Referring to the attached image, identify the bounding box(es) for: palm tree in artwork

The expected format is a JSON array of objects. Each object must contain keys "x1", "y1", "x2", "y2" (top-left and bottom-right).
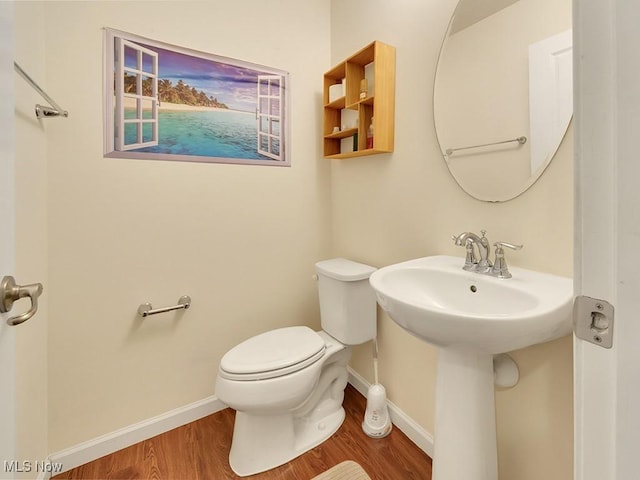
[{"x1": 158, "y1": 79, "x2": 172, "y2": 104}]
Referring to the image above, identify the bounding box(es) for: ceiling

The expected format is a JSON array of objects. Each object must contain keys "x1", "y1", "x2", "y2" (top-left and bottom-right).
[{"x1": 450, "y1": 0, "x2": 520, "y2": 34}]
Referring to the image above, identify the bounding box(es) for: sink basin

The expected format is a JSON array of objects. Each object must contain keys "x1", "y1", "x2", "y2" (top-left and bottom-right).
[
  {"x1": 369, "y1": 255, "x2": 574, "y2": 480},
  {"x1": 369, "y1": 255, "x2": 573, "y2": 354}
]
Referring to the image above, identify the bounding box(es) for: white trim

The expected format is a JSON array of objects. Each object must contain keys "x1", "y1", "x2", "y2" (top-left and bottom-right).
[
  {"x1": 347, "y1": 367, "x2": 434, "y2": 457},
  {"x1": 573, "y1": 0, "x2": 618, "y2": 479},
  {"x1": 0, "y1": 1, "x2": 16, "y2": 473},
  {"x1": 575, "y1": 1, "x2": 640, "y2": 479},
  {"x1": 47, "y1": 395, "x2": 226, "y2": 476}
]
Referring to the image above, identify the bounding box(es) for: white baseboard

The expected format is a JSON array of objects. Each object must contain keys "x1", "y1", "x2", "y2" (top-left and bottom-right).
[
  {"x1": 347, "y1": 367, "x2": 434, "y2": 458},
  {"x1": 46, "y1": 395, "x2": 227, "y2": 477}
]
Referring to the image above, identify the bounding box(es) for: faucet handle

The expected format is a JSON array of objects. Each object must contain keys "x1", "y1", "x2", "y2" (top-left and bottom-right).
[
  {"x1": 494, "y1": 241, "x2": 523, "y2": 251},
  {"x1": 491, "y1": 242, "x2": 523, "y2": 279},
  {"x1": 462, "y1": 239, "x2": 479, "y2": 271}
]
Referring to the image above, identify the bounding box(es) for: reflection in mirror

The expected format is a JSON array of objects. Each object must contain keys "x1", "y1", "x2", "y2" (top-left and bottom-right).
[{"x1": 434, "y1": 0, "x2": 572, "y2": 202}]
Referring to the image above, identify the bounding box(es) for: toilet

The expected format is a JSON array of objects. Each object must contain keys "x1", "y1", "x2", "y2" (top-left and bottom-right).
[{"x1": 215, "y1": 258, "x2": 377, "y2": 477}]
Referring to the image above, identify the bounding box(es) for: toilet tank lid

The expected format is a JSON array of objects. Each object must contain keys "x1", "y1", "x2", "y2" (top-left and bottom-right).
[{"x1": 315, "y1": 258, "x2": 377, "y2": 281}]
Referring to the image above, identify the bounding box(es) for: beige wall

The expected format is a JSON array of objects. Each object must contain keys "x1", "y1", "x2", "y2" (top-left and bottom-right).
[
  {"x1": 28, "y1": 0, "x2": 332, "y2": 452},
  {"x1": 14, "y1": 2, "x2": 49, "y2": 472},
  {"x1": 330, "y1": 1, "x2": 573, "y2": 479}
]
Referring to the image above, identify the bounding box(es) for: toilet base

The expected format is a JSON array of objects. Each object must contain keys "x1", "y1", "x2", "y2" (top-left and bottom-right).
[{"x1": 229, "y1": 407, "x2": 345, "y2": 477}]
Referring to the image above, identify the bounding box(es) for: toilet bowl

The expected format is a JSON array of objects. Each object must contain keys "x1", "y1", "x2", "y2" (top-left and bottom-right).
[
  {"x1": 216, "y1": 328, "x2": 351, "y2": 476},
  {"x1": 215, "y1": 258, "x2": 377, "y2": 477}
]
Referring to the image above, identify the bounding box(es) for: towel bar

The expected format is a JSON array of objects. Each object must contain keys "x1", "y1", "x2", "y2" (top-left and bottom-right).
[
  {"x1": 138, "y1": 295, "x2": 191, "y2": 317},
  {"x1": 445, "y1": 136, "x2": 526, "y2": 156},
  {"x1": 14, "y1": 62, "x2": 69, "y2": 119}
]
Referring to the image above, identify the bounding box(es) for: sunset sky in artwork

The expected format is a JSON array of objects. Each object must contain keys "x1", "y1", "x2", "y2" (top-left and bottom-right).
[{"x1": 126, "y1": 42, "x2": 272, "y2": 112}]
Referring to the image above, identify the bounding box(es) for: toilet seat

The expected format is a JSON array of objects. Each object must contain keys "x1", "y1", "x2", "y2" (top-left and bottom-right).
[{"x1": 219, "y1": 326, "x2": 326, "y2": 381}]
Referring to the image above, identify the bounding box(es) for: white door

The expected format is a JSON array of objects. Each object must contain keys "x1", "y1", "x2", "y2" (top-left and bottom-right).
[
  {"x1": 528, "y1": 29, "x2": 573, "y2": 175},
  {"x1": 0, "y1": 2, "x2": 17, "y2": 476},
  {"x1": 574, "y1": 0, "x2": 640, "y2": 479}
]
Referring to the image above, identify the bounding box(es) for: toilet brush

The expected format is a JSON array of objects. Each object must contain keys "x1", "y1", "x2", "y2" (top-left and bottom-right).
[{"x1": 362, "y1": 337, "x2": 392, "y2": 438}]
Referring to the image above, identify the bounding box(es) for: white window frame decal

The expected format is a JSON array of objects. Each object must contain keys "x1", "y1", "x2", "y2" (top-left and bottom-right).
[
  {"x1": 115, "y1": 38, "x2": 159, "y2": 151},
  {"x1": 257, "y1": 75, "x2": 283, "y2": 161},
  {"x1": 103, "y1": 28, "x2": 290, "y2": 166}
]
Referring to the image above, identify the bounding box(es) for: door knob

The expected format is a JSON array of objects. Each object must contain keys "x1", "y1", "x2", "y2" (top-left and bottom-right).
[{"x1": 0, "y1": 276, "x2": 43, "y2": 326}]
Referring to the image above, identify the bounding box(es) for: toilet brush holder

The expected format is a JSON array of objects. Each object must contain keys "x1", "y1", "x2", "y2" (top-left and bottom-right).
[{"x1": 362, "y1": 384, "x2": 392, "y2": 438}]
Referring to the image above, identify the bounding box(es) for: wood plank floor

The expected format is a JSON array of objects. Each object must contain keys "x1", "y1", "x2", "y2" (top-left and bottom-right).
[{"x1": 53, "y1": 384, "x2": 432, "y2": 480}]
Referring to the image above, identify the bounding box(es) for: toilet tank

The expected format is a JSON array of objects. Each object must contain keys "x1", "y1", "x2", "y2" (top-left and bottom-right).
[{"x1": 315, "y1": 258, "x2": 377, "y2": 345}]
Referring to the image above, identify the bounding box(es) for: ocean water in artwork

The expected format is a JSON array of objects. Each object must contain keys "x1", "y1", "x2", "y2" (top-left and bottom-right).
[{"x1": 125, "y1": 108, "x2": 273, "y2": 161}]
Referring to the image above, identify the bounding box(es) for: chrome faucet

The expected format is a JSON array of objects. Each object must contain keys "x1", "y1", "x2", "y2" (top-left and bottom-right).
[
  {"x1": 452, "y1": 231, "x2": 523, "y2": 278},
  {"x1": 452, "y1": 230, "x2": 492, "y2": 273}
]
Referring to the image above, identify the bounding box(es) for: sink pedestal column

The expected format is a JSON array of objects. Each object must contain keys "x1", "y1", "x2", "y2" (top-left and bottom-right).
[{"x1": 432, "y1": 347, "x2": 498, "y2": 480}]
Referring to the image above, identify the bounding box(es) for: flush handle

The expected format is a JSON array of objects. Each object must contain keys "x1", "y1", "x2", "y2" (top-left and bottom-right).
[{"x1": 0, "y1": 276, "x2": 44, "y2": 326}]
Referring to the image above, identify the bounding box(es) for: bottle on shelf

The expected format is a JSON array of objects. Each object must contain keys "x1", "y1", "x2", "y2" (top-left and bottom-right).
[
  {"x1": 360, "y1": 79, "x2": 368, "y2": 100},
  {"x1": 366, "y1": 117, "x2": 374, "y2": 149}
]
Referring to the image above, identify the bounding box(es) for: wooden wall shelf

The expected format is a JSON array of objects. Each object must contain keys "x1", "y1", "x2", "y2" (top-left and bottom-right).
[{"x1": 322, "y1": 41, "x2": 396, "y2": 159}]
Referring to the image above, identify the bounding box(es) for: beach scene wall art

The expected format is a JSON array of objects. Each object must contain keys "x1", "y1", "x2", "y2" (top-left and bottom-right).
[{"x1": 104, "y1": 29, "x2": 289, "y2": 166}]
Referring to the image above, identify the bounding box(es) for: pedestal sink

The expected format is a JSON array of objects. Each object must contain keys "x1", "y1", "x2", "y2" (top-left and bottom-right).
[{"x1": 369, "y1": 255, "x2": 573, "y2": 480}]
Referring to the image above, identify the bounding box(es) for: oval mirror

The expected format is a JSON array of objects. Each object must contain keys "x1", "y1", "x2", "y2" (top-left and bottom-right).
[{"x1": 434, "y1": 0, "x2": 572, "y2": 202}]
